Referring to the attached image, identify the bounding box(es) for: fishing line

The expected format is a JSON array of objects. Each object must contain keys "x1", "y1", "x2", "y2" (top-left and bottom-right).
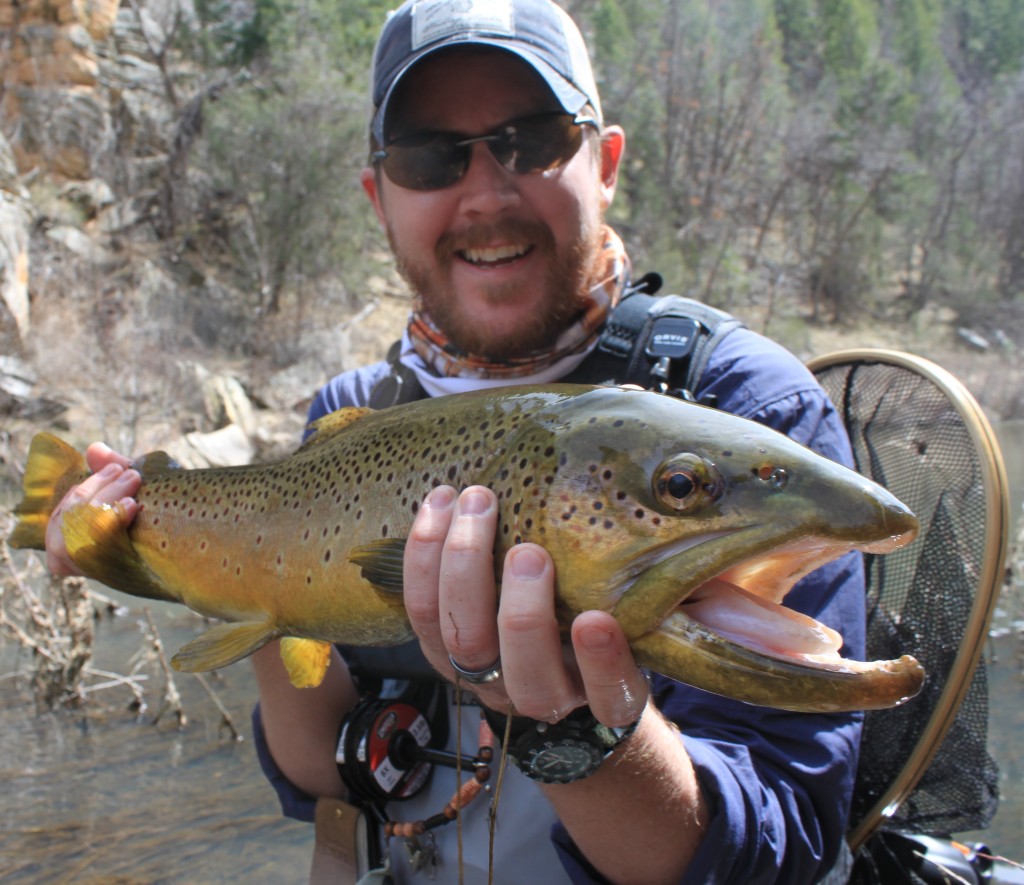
[
  {"x1": 455, "y1": 677, "x2": 464, "y2": 885},
  {"x1": 488, "y1": 704, "x2": 515, "y2": 885}
]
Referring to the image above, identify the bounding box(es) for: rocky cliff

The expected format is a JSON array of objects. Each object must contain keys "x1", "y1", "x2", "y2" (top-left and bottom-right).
[{"x1": 0, "y1": 0, "x2": 189, "y2": 352}]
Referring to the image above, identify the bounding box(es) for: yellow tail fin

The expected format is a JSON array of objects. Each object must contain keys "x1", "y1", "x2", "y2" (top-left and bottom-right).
[{"x1": 8, "y1": 433, "x2": 89, "y2": 550}]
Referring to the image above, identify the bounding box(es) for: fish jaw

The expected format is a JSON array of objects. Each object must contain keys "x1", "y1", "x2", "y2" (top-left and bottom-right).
[
  {"x1": 609, "y1": 493, "x2": 918, "y2": 642},
  {"x1": 608, "y1": 527, "x2": 926, "y2": 712},
  {"x1": 632, "y1": 608, "x2": 925, "y2": 713}
]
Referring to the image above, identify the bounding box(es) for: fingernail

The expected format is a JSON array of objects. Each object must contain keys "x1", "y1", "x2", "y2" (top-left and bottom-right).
[
  {"x1": 579, "y1": 625, "x2": 615, "y2": 653},
  {"x1": 508, "y1": 545, "x2": 546, "y2": 579},
  {"x1": 460, "y1": 487, "x2": 491, "y2": 516},
  {"x1": 98, "y1": 464, "x2": 122, "y2": 479},
  {"x1": 426, "y1": 486, "x2": 456, "y2": 509}
]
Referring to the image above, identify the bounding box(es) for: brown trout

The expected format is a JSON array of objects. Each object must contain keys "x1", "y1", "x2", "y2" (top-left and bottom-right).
[{"x1": 9, "y1": 384, "x2": 923, "y2": 712}]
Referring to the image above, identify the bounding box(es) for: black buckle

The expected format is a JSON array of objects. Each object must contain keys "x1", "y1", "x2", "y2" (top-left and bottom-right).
[{"x1": 645, "y1": 315, "x2": 702, "y2": 399}]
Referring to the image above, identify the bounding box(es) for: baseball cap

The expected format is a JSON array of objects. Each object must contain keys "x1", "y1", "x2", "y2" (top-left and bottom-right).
[{"x1": 370, "y1": 0, "x2": 603, "y2": 144}]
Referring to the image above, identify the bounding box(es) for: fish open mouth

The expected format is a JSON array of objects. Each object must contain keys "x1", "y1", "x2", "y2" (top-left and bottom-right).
[
  {"x1": 614, "y1": 516, "x2": 918, "y2": 672},
  {"x1": 620, "y1": 529, "x2": 926, "y2": 711},
  {"x1": 682, "y1": 577, "x2": 844, "y2": 663},
  {"x1": 677, "y1": 535, "x2": 861, "y2": 666}
]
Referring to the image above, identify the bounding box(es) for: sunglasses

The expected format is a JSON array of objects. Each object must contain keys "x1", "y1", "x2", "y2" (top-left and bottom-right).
[{"x1": 372, "y1": 111, "x2": 600, "y2": 191}]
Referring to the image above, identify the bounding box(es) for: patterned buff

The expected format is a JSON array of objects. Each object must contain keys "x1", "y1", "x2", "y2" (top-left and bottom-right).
[{"x1": 406, "y1": 226, "x2": 630, "y2": 382}]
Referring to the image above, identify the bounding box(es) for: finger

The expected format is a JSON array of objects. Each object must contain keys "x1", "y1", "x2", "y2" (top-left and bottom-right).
[
  {"x1": 438, "y1": 487, "x2": 501, "y2": 671},
  {"x1": 571, "y1": 611, "x2": 650, "y2": 727},
  {"x1": 498, "y1": 543, "x2": 584, "y2": 721},
  {"x1": 45, "y1": 462, "x2": 141, "y2": 576},
  {"x1": 403, "y1": 485, "x2": 458, "y2": 666},
  {"x1": 84, "y1": 442, "x2": 134, "y2": 474}
]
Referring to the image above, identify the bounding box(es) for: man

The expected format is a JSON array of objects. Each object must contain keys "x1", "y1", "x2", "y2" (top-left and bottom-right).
[{"x1": 45, "y1": 1, "x2": 864, "y2": 882}]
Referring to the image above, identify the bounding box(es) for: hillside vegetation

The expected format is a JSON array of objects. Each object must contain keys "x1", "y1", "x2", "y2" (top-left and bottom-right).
[{"x1": 2, "y1": 0, "x2": 1023, "y2": 479}]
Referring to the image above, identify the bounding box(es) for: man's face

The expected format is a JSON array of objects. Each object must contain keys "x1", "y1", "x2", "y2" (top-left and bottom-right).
[{"x1": 362, "y1": 50, "x2": 624, "y2": 358}]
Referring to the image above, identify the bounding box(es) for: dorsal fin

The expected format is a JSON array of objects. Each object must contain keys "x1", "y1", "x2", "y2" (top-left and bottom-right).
[
  {"x1": 133, "y1": 450, "x2": 182, "y2": 475},
  {"x1": 297, "y1": 406, "x2": 374, "y2": 452}
]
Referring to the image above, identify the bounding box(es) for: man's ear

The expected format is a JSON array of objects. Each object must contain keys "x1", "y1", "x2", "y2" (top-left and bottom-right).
[
  {"x1": 360, "y1": 166, "x2": 387, "y2": 227},
  {"x1": 598, "y1": 125, "x2": 625, "y2": 210}
]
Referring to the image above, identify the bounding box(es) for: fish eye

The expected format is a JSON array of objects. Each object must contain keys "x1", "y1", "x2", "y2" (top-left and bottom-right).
[{"x1": 653, "y1": 455, "x2": 721, "y2": 512}]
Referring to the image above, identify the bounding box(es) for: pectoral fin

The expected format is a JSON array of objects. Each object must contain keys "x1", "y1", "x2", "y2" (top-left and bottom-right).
[
  {"x1": 349, "y1": 538, "x2": 407, "y2": 593},
  {"x1": 280, "y1": 637, "x2": 334, "y2": 688},
  {"x1": 171, "y1": 621, "x2": 279, "y2": 673}
]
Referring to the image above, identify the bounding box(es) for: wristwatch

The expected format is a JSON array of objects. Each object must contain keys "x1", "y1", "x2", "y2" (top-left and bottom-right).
[{"x1": 483, "y1": 706, "x2": 638, "y2": 784}]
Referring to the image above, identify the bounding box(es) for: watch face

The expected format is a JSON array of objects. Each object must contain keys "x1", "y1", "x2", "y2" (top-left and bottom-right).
[{"x1": 522, "y1": 737, "x2": 605, "y2": 784}]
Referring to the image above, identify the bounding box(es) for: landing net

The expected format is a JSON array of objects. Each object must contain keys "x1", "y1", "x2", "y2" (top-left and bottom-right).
[{"x1": 809, "y1": 349, "x2": 1007, "y2": 848}]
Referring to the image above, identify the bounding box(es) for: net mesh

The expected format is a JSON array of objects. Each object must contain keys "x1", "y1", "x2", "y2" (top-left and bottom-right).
[{"x1": 813, "y1": 358, "x2": 1000, "y2": 838}]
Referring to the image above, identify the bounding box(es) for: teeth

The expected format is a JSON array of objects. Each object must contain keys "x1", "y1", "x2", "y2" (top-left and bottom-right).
[{"x1": 463, "y1": 244, "x2": 528, "y2": 264}]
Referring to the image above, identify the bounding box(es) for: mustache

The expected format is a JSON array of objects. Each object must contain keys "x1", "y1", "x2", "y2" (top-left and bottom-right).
[{"x1": 437, "y1": 219, "x2": 555, "y2": 257}]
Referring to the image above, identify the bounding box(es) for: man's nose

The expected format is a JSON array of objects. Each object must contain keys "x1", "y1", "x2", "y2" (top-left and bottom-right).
[{"x1": 456, "y1": 142, "x2": 522, "y2": 215}]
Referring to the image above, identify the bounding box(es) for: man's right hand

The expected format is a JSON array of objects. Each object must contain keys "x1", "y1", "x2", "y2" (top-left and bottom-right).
[{"x1": 45, "y1": 443, "x2": 141, "y2": 576}]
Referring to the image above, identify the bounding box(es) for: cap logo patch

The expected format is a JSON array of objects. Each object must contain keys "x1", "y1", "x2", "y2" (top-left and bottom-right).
[{"x1": 411, "y1": 0, "x2": 515, "y2": 50}]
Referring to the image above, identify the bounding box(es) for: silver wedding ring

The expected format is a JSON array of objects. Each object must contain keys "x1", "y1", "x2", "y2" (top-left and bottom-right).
[{"x1": 448, "y1": 654, "x2": 502, "y2": 685}]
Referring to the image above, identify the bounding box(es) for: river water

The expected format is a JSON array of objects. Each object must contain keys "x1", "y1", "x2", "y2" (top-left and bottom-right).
[
  {"x1": 0, "y1": 591, "x2": 315, "y2": 883},
  {"x1": 2, "y1": 424, "x2": 1023, "y2": 882}
]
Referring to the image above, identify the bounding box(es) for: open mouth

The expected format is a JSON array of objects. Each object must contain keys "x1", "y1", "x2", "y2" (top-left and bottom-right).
[
  {"x1": 458, "y1": 243, "x2": 533, "y2": 268},
  {"x1": 612, "y1": 528, "x2": 888, "y2": 674},
  {"x1": 682, "y1": 577, "x2": 844, "y2": 662},
  {"x1": 669, "y1": 534, "x2": 863, "y2": 665},
  {"x1": 620, "y1": 525, "x2": 925, "y2": 711}
]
